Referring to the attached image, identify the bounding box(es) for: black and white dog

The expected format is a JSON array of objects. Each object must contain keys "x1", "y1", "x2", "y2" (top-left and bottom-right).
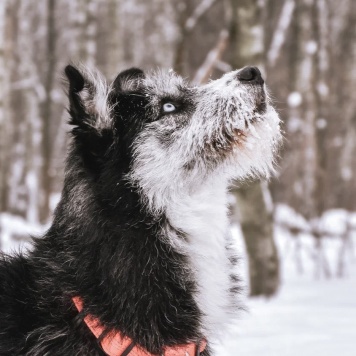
[{"x1": 0, "y1": 65, "x2": 281, "y2": 355}]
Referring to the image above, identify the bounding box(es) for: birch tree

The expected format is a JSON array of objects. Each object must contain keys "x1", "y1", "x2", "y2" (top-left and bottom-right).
[
  {"x1": 4, "y1": 0, "x2": 42, "y2": 223},
  {"x1": 0, "y1": 0, "x2": 8, "y2": 213}
]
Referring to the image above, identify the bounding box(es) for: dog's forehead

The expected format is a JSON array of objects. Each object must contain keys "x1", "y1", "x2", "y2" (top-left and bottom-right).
[{"x1": 143, "y1": 70, "x2": 187, "y2": 97}]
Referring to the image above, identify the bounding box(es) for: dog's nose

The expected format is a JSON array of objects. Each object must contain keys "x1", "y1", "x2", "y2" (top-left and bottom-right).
[{"x1": 236, "y1": 66, "x2": 264, "y2": 85}]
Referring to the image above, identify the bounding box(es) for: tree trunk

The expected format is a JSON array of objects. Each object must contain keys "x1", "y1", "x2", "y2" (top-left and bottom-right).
[
  {"x1": 6, "y1": 0, "x2": 42, "y2": 222},
  {"x1": 104, "y1": 0, "x2": 124, "y2": 79},
  {"x1": 0, "y1": 0, "x2": 8, "y2": 213},
  {"x1": 39, "y1": 0, "x2": 56, "y2": 223},
  {"x1": 228, "y1": 0, "x2": 280, "y2": 297},
  {"x1": 231, "y1": 182, "x2": 279, "y2": 296}
]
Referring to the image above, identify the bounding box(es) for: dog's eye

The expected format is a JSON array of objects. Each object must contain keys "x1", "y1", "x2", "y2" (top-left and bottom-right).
[{"x1": 162, "y1": 103, "x2": 176, "y2": 113}]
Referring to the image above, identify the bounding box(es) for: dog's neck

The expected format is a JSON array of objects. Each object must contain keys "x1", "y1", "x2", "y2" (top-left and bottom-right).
[{"x1": 161, "y1": 178, "x2": 236, "y2": 341}]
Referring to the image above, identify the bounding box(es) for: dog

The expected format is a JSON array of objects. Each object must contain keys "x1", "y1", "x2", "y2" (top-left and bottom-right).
[{"x1": 0, "y1": 65, "x2": 281, "y2": 355}]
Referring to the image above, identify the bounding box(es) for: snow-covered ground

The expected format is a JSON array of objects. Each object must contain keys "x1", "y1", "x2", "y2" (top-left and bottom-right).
[
  {"x1": 1, "y1": 205, "x2": 356, "y2": 356},
  {"x1": 220, "y1": 269, "x2": 356, "y2": 356},
  {"x1": 0, "y1": 212, "x2": 48, "y2": 253},
  {"x1": 218, "y1": 207, "x2": 356, "y2": 356}
]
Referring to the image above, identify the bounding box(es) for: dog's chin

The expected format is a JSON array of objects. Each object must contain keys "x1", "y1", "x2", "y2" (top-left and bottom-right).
[{"x1": 224, "y1": 110, "x2": 281, "y2": 179}]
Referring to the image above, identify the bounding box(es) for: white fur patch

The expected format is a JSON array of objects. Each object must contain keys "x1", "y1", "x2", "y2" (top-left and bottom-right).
[{"x1": 164, "y1": 176, "x2": 239, "y2": 344}]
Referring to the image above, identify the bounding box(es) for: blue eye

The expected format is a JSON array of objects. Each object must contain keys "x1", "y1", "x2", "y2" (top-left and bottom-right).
[{"x1": 162, "y1": 103, "x2": 176, "y2": 113}]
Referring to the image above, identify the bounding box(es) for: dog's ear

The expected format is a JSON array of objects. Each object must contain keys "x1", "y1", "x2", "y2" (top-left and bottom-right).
[
  {"x1": 65, "y1": 64, "x2": 111, "y2": 131},
  {"x1": 112, "y1": 67, "x2": 145, "y2": 93},
  {"x1": 65, "y1": 65, "x2": 113, "y2": 172}
]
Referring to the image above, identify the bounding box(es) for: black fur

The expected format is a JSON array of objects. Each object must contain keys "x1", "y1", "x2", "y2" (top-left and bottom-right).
[{"x1": 0, "y1": 66, "x2": 212, "y2": 356}]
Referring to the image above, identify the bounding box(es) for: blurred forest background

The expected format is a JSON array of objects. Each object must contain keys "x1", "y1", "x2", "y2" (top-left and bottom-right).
[{"x1": 0, "y1": 0, "x2": 355, "y2": 298}]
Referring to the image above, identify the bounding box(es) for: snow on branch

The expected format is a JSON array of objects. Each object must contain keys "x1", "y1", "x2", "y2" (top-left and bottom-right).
[
  {"x1": 267, "y1": 0, "x2": 296, "y2": 67},
  {"x1": 185, "y1": 0, "x2": 217, "y2": 32}
]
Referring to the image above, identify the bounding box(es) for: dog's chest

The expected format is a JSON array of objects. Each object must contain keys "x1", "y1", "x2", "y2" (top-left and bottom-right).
[{"x1": 166, "y1": 184, "x2": 235, "y2": 340}]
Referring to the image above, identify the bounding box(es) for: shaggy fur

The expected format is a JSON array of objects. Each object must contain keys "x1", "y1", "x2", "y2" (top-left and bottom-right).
[{"x1": 0, "y1": 65, "x2": 281, "y2": 355}]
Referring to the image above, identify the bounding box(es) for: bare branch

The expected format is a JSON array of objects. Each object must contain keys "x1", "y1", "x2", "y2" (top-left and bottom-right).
[
  {"x1": 192, "y1": 30, "x2": 229, "y2": 85},
  {"x1": 214, "y1": 60, "x2": 232, "y2": 73},
  {"x1": 267, "y1": 0, "x2": 296, "y2": 67},
  {"x1": 185, "y1": 0, "x2": 217, "y2": 32}
]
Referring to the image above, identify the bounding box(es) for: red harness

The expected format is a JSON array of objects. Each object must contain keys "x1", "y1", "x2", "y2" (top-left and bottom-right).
[{"x1": 73, "y1": 297, "x2": 207, "y2": 356}]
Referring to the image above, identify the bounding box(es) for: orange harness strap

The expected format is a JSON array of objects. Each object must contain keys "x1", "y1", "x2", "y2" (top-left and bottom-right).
[{"x1": 72, "y1": 297, "x2": 207, "y2": 356}]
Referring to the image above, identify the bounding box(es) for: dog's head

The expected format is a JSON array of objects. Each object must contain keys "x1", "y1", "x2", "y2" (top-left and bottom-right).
[{"x1": 65, "y1": 65, "x2": 281, "y2": 212}]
